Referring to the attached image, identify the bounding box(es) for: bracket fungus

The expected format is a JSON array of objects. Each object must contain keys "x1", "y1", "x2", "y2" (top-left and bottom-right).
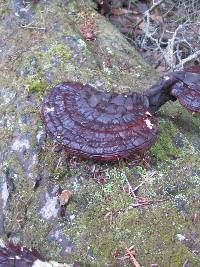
[
  {"x1": 42, "y1": 82, "x2": 157, "y2": 161},
  {"x1": 0, "y1": 242, "x2": 42, "y2": 267},
  {"x1": 170, "y1": 66, "x2": 200, "y2": 113},
  {"x1": 41, "y1": 66, "x2": 200, "y2": 161}
]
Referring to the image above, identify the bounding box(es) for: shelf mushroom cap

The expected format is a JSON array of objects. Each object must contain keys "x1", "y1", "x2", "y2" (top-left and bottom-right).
[
  {"x1": 41, "y1": 82, "x2": 157, "y2": 161},
  {"x1": 0, "y1": 241, "x2": 42, "y2": 267},
  {"x1": 171, "y1": 66, "x2": 200, "y2": 113}
]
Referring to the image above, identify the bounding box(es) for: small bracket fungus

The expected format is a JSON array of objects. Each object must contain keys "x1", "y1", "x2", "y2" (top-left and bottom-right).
[
  {"x1": 171, "y1": 66, "x2": 200, "y2": 113},
  {"x1": 0, "y1": 241, "x2": 42, "y2": 267},
  {"x1": 41, "y1": 66, "x2": 200, "y2": 161}
]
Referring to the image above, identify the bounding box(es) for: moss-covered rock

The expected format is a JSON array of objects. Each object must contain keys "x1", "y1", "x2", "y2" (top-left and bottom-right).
[{"x1": 0, "y1": 0, "x2": 200, "y2": 266}]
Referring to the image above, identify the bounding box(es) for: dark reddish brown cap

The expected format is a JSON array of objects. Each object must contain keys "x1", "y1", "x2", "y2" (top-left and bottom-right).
[
  {"x1": 0, "y1": 242, "x2": 43, "y2": 267},
  {"x1": 171, "y1": 66, "x2": 200, "y2": 113},
  {"x1": 41, "y1": 82, "x2": 157, "y2": 161}
]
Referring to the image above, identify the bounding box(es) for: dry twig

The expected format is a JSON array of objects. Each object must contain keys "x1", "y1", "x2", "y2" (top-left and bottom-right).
[
  {"x1": 134, "y1": 0, "x2": 164, "y2": 29},
  {"x1": 21, "y1": 25, "x2": 46, "y2": 31},
  {"x1": 127, "y1": 197, "x2": 167, "y2": 210},
  {"x1": 174, "y1": 50, "x2": 200, "y2": 70},
  {"x1": 124, "y1": 175, "x2": 137, "y2": 199},
  {"x1": 134, "y1": 1, "x2": 200, "y2": 69},
  {"x1": 121, "y1": 242, "x2": 141, "y2": 267},
  {"x1": 182, "y1": 259, "x2": 189, "y2": 267}
]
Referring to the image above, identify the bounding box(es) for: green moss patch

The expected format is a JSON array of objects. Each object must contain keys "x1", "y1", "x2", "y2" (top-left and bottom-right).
[
  {"x1": 150, "y1": 118, "x2": 179, "y2": 162},
  {"x1": 47, "y1": 43, "x2": 73, "y2": 63},
  {"x1": 25, "y1": 74, "x2": 48, "y2": 94}
]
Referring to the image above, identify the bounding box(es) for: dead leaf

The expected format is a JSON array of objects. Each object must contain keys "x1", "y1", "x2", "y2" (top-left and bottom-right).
[
  {"x1": 150, "y1": 14, "x2": 163, "y2": 23},
  {"x1": 138, "y1": 20, "x2": 146, "y2": 31},
  {"x1": 59, "y1": 190, "x2": 73, "y2": 206}
]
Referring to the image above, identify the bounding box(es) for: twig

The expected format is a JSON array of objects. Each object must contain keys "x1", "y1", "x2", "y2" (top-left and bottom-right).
[
  {"x1": 165, "y1": 24, "x2": 184, "y2": 68},
  {"x1": 124, "y1": 175, "x2": 137, "y2": 199},
  {"x1": 182, "y1": 259, "x2": 189, "y2": 267},
  {"x1": 133, "y1": 181, "x2": 145, "y2": 193},
  {"x1": 135, "y1": 0, "x2": 200, "y2": 70},
  {"x1": 21, "y1": 25, "x2": 46, "y2": 31},
  {"x1": 134, "y1": 0, "x2": 164, "y2": 29},
  {"x1": 104, "y1": 197, "x2": 167, "y2": 223},
  {"x1": 174, "y1": 50, "x2": 200, "y2": 70},
  {"x1": 104, "y1": 209, "x2": 120, "y2": 224},
  {"x1": 54, "y1": 156, "x2": 62, "y2": 172},
  {"x1": 127, "y1": 198, "x2": 168, "y2": 210},
  {"x1": 121, "y1": 160, "x2": 137, "y2": 199},
  {"x1": 144, "y1": 15, "x2": 199, "y2": 69},
  {"x1": 147, "y1": 22, "x2": 187, "y2": 69},
  {"x1": 121, "y1": 242, "x2": 141, "y2": 267}
]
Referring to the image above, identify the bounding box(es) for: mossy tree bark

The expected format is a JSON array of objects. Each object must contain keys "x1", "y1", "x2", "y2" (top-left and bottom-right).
[{"x1": 0, "y1": 0, "x2": 200, "y2": 266}]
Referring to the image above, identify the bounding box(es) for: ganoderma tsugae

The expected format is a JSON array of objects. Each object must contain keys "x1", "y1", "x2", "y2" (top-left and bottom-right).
[
  {"x1": 0, "y1": 241, "x2": 43, "y2": 267},
  {"x1": 41, "y1": 66, "x2": 200, "y2": 161}
]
